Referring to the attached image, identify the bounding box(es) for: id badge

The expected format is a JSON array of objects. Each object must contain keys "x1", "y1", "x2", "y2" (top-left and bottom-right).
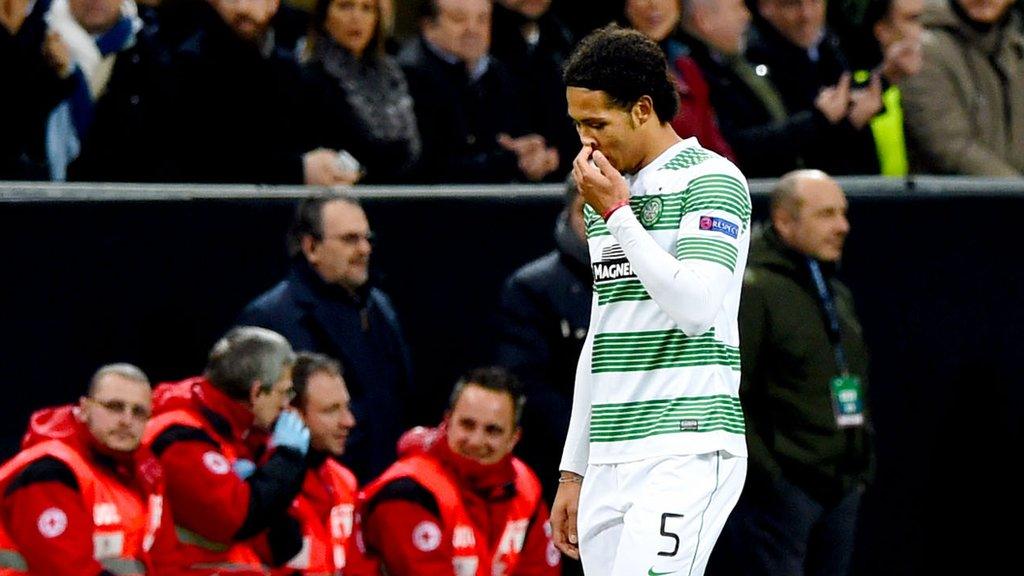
[{"x1": 830, "y1": 374, "x2": 865, "y2": 428}]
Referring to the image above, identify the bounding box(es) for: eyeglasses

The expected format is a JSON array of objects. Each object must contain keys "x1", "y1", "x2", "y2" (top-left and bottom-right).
[
  {"x1": 322, "y1": 231, "x2": 375, "y2": 246},
  {"x1": 89, "y1": 398, "x2": 151, "y2": 420},
  {"x1": 266, "y1": 385, "x2": 297, "y2": 401}
]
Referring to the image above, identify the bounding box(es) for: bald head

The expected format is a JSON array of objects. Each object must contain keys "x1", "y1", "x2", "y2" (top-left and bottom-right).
[{"x1": 770, "y1": 170, "x2": 850, "y2": 262}]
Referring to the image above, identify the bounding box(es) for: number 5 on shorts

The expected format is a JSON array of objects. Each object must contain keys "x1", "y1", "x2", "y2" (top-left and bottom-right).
[{"x1": 657, "y1": 512, "x2": 685, "y2": 557}]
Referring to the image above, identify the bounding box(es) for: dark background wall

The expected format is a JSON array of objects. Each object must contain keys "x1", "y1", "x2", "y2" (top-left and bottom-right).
[{"x1": 1, "y1": 185, "x2": 1021, "y2": 574}]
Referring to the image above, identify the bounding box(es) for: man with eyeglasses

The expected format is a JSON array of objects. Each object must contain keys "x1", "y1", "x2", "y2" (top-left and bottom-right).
[
  {"x1": 0, "y1": 363, "x2": 165, "y2": 575},
  {"x1": 143, "y1": 326, "x2": 311, "y2": 576},
  {"x1": 239, "y1": 192, "x2": 415, "y2": 484}
]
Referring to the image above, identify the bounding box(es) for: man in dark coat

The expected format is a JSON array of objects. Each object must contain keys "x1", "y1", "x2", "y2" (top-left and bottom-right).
[
  {"x1": 162, "y1": 0, "x2": 352, "y2": 185},
  {"x1": 238, "y1": 193, "x2": 414, "y2": 483},
  {"x1": 712, "y1": 169, "x2": 873, "y2": 576},
  {"x1": 397, "y1": 0, "x2": 559, "y2": 184},
  {"x1": 744, "y1": 0, "x2": 882, "y2": 175},
  {"x1": 490, "y1": 0, "x2": 577, "y2": 179}
]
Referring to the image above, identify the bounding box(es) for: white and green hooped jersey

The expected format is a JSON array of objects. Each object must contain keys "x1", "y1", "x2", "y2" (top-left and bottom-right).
[{"x1": 563, "y1": 139, "x2": 751, "y2": 470}]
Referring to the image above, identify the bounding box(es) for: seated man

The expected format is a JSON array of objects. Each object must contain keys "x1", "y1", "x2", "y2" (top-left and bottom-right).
[
  {"x1": 0, "y1": 364, "x2": 163, "y2": 575},
  {"x1": 144, "y1": 326, "x2": 310, "y2": 575},
  {"x1": 354, "y1": 367, "x2": 560, "y2": 576},
  {"x1": 275, "y1": 352, "x2": 358, "y2": 575}
]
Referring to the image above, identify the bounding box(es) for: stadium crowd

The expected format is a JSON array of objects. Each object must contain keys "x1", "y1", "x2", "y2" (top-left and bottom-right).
[{"x1": 1, "y1": 0, "x2": 1022, "y2": 183}]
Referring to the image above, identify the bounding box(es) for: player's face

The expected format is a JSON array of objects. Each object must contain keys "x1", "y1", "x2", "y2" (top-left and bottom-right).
[
  {"x1": 305, "y1": 200, "x2": 373, "y2": 293},
  {"x1": 252, "y1": 367, "x2": 295, "y2": 431},
  {"x1": 299, "y1": 371, "x2": 356, "y2": 456},
  {"x1": 80, "y1": 374, "x2": 152, "y2": 453},
  {"x1": 326, "y1": 0, "x2": 378, "y2": 58},
  {"x1": 567, "y1": 87, "x2": 642, "y2": 174},
  {"x1": 446, "y1": 384, "x2": 520, "y2": 465},
  {"x1": 779, "y1": 177, "x2": 850, "y2": 263}
]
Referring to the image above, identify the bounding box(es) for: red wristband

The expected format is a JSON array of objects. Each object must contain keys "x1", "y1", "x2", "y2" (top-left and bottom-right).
[{"x1": 602, "y1": 199, "x2": 630, "y2": 222}]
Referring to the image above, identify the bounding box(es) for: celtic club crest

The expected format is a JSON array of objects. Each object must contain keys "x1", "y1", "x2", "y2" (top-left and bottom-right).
[{"x1": 640, "y1": 197, "x2": 663, "y2": 226}]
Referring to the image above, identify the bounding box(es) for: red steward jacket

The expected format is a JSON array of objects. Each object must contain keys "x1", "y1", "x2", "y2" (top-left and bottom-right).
[
  {"x1": 353, "y1": 427, "x2": 559, "y2": 576},
  {"x1": 273, "y1": 457, "x2": 356, "y2": 576},
  {"x1": 0, "y1": 406, "x2": 164, "y2": 576},
  {"x1": 142, "y1": 377, "x2": 304, "y2": 576}
]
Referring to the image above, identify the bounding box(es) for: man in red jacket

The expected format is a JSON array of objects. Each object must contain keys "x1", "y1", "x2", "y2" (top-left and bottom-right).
[
  {"x1": 143, "y1": 326, "x2": 310, "y2": 576},
  {"x1": 355, "y1": 367, "x2": 560, "y2": 576},
  {"x1": 274, "y1": 352, "x2": 358, "y2": 575},
  {"x1": 0, "y1": 363, "x2": 163, "y2": 576}
]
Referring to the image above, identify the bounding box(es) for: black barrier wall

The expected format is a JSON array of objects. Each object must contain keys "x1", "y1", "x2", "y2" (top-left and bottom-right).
[{"x1": 1, "y1": 184, "x2": 1022, "y2": 574}]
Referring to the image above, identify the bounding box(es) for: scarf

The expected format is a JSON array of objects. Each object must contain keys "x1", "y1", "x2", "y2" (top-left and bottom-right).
[
  {"x1": 44, "y1": 0, "x2": 141, "y2": 180},
  {"x1": 427, "y1": 423, "x2": 518, "y2": 500},
  {"x1": 311, "y1": 37, "x2": 421, "y2": 160}
]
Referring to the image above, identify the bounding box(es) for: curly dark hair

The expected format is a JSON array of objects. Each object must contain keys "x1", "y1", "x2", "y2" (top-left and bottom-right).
[{"x1": 563, "y1": 25, "x2": 679, "y2": 124}]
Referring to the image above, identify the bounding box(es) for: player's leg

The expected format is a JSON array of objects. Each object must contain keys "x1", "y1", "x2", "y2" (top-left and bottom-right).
[
  {"x1": 688, "y1": 452, "x2": 745, "y2": 574},
  {"x1": 609, "y1": 452, "x2": 743, "y2": 576},
  {"x1": 577, "y1": 463, "x2": 626, "y2": 574}
]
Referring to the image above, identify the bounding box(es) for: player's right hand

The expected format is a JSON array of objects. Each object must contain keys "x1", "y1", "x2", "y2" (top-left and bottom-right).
[{"x1": 550, "y1": 475, "x2": 583, "y2": 560}]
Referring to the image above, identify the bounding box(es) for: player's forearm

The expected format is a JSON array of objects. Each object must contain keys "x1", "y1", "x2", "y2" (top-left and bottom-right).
[
  {"x1": 560, "y1": 298, "x2": 597, "y2": 475},
  {"x1": 606, "y1": 209, "x2": 732, "y2": 336}
]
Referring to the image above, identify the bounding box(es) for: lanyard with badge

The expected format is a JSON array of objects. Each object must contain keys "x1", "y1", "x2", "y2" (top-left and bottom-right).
[{"x1": 808, "y1": 259, "x2": 865, "y2": 428}]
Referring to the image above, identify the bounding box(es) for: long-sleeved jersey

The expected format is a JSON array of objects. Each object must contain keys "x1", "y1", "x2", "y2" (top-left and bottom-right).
[{"x1": 561, "y1": 139, "x2": 752, "y2": 473}]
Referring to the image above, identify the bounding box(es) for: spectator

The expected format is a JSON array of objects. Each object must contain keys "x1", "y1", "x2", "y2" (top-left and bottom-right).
[
  {"x1": 494, "y1": 174, "x2": 590, "y2": 507},
  {"x1": 746, "y1": 0, "x2": 883, "y2": 175},
  {"x1": 491, "y1": 0, "x2": 578, "y2": 178},
  {"x1": 36, "y1": 0, "x2": 169, "y2": 182},
  {"x1": 397, "y1": 0, "x2": 559, "y2": 183},
  {"x1": 860, "y1": 0, "x2": 925, "y2": 175},
  {"x1": 273, "y1": 352, "x2": 359, "y2": 576},
  {"x1": 144, "y1": 326, "x2": 309, "y2": 575},
  {"x1": 898, "y1": 0, "x2": 1023, "y2": 175},
  {"x1": 163, "y1": 0, "x2": 355, "y2": 185},
  {"x1": 0, "y1": 364, "x2": 164, "y2": 575},
  {"x1": 677, "y1": 0, "x2": 839, "y2": 178},
  {"x1": 622, "y1": 0, "x2": 736, "y2": 160},
  {"x1": 1, "y1": 0, "x2": 67, "y2": 180},
  {"x1": 302, "y1": 0, "x2": 421, "y2": 183},
  {"x1": 712, "y1": 169, "x2": 873, "y2": 576},
  {"x1": 355, "y1": 367, "x2": 560, "y2": 576},
  {"x1": 238, "y1": 193, "x2": 415, "y2": 483}
]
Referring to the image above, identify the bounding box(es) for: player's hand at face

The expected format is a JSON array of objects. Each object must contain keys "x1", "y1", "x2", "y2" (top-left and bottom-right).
[{"x1": 573, "y1": 145, "x2": 629, "y2": 216}]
